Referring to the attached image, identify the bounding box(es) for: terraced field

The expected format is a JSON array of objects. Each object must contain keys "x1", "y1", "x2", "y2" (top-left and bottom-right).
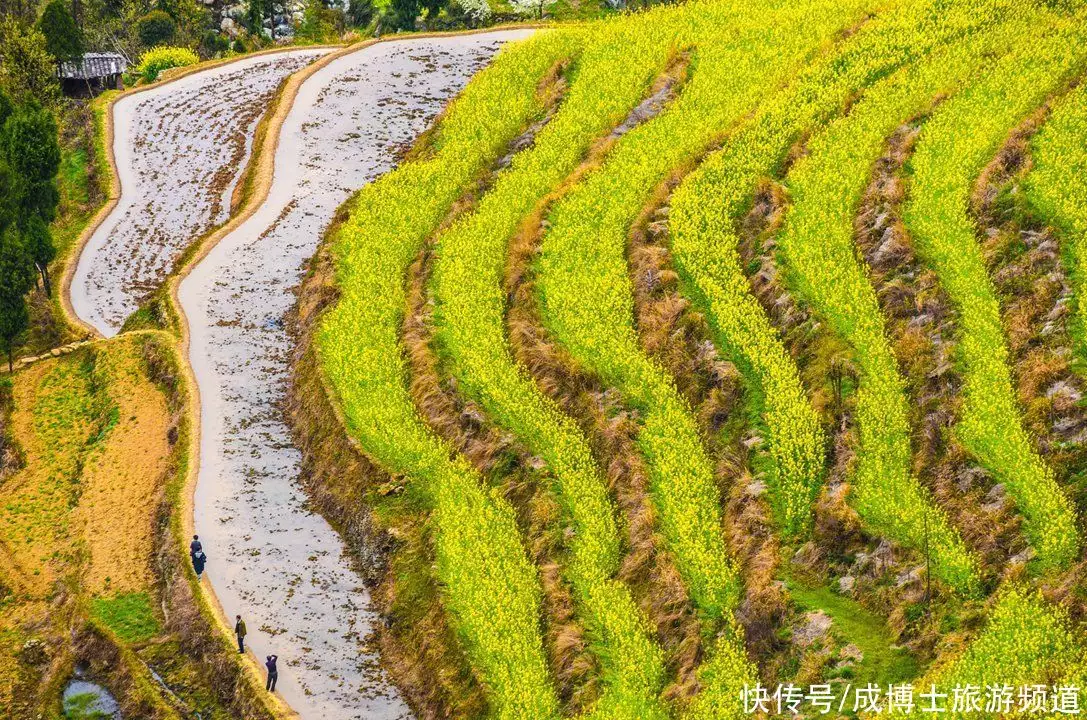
[
  {"x1": 303, "y1": 0, "x2": 1087, "y2": 717},
  {"x1": 10, "y1": 0, "x2": 1087, "y2": 717},
  {"x1": 179, "y1": 32, "x2": 527, "y2": 719},
  {"x1": 70, "y1": 49, "x2": 329, "y2": 336}
]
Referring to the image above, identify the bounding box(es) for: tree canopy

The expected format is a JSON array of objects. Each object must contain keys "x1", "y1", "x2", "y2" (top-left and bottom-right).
[
  {"x1": 0, "y1": 18, "x2": 60, "y2": 106},
  {"x1": 37, "y1": 0, "x2": 85, "y2": 62},
  {"x1": 1, "y1": 102, "x2": 61, "y2": 224}
]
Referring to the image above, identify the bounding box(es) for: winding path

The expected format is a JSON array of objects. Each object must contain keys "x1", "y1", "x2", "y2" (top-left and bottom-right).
[
  {"x1": 175, "y1": 32, "x2": 533, "y2": 719},
  {"x1": 71, "y1": 49, "x2": 331, "y2": 336}
]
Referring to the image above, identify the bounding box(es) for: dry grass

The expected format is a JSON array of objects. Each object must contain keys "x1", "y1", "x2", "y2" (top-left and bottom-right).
[
  {"x1": 504, "y1": 188, "x2": 712, "y2": 704},
  {"x1": 75, "y1": 342, "x2": 171, "y2": 596},
  {"x1": 967, "y1": 104, "x2": 1087, "y2": 619},
  {"x1": 403, "y1": 204, "x2": 600, "y2": 713},
  {"x1": 972, "y1": 106, "x2": 1087, "y2": 478},
  {"x1": 852, "y1": 118, "x2": 1024, "y2": 574},
  {"x1": 0, "y1": 334, "x2": 256, "y2": 719}
]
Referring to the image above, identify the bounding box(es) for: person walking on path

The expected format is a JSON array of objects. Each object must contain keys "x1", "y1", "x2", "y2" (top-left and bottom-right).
[
  {"x1": 235, "y1": 615, "x2": 247, "y2": 654},
  {"x1": 190, "y1": 535, "x2": 202, "y2": 561},
  {"x1": 265, "y1": 655, "x2": 278, "y2": 692},
  {"x1": 192, "y1": 550, "x2": 206, "y2": 580}
]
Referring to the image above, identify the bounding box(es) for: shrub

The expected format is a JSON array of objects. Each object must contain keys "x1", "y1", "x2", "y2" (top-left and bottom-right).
[
  {"x1": 200, "y1": 30, "x2": 230, "y2": 56},
  {"x1": 0, "y1": 18, "x2": 60, "y2": 105},
  {"x1": 295, "y1": 0, "x2": 334, "y2": 44},
  {"x1": 137, "y1": 10, "x2": 178, "y2": 47},
  {"x1": 135, "y1": 45, "x2": 198, "y2": 83}
]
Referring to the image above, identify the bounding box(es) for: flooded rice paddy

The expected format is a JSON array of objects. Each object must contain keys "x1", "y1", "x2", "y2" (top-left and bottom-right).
[
  {"x1": 176, "y1": 31, "x2": 532, "y2": 719},
  {"x1": 71, "y1": 49, "x2": 329, "y2": 336}
]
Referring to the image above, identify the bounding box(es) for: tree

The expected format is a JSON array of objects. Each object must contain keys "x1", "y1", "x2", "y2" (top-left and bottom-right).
[
  {"x1": 387, "y1": 0, "x2": 417, "y2": 30},
  {"x1": 23, "y1": 215, "x2": 55, "y2": 296},
  {"x1": 420, "y1": 0, "x2": 445, "y2": 21},
  {"x1": 246, "y1": 0, "x2": 268, "y2": 36},
  {"x1": 37, "y1": 0, "x2": 85, "y2": 62},
  {"x1": 0, "y1": 18, "x2": 60, "y2": 106},
  {"x1": 1, "y1": 102, "x2": 61, "y2": 224},
  {"x1": 0, "y1": 227, "x2": 34, "y2": 371},
  {"x1": 136, "y1": 9, "x2": 176, "y2": 46},
  {"x1": 0, "y1": 88, "x2": 12, "y2": 129},
  {"x1": 295, "y1": 0, "x2": 332, "y2": 43},
  {"x1": 346, "y1": 0, "x2": 373, "y2": 28},
  {"x1": 1, "y1": 102, "x2": 59, "y2": 299}
]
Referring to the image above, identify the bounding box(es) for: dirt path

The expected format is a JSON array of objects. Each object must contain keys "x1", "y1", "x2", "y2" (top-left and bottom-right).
[
  {"x1": 176, "y1": 31, "x2": 533, "y2": 719},
  {"x1": 70, "y1": 49, "x2": 330, "y2": 337}
]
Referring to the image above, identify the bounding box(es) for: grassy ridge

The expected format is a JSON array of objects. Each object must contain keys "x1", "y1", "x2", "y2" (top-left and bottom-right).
[
  {"x1": 431, "y1": 9, "x2": 688, "y2": 719},
  {"x1": 903, "y1": 7, "x2": 1087, "y2": 571},
  {"x1": 884, "y1": 587, "x2": 1082, "y2": 719},
  {"x1": 1025, "y1": 85, "x2": 1087, "y2": 367},
  {"x1": 682, "y1": 0, "x2": 1048, "y2": 594},
  {"x1": 317, "y1": 31, "x2": 583, "y2": 719},
  {"x1": 308, "y1": 2, "x2": 1087, "y2": 715},
  {"x1": 531, "y1": 0, "x2": 847, "y2": 626},
  {"x1": 428, "y1": 0, "x2": 878, "y2": 715},
  {"x1": 770, "y1": 3, "x2": 1052, "y2": 592}
]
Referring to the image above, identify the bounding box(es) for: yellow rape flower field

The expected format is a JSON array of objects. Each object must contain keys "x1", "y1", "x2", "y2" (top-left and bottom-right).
[{"x1": 8, "y1": 0, "x2": 1087, "y2": 717}]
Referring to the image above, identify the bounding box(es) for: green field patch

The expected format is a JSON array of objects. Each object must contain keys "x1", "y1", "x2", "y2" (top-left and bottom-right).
[{"x1": 90, "y1": 592, "x2": 160, "y2": 644}]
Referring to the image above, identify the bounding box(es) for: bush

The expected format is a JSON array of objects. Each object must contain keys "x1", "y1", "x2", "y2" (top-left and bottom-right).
[
  {"x1": 137, "y1": 10, "x2": 177, "y2": 47},
  {"x1": 135, "y1": 45, "x2": 198, "y2": 82},
  {"x1": 37, "y1": 0, "x2": 84, "y2": 62},
  {"x1": 295, "y1": 0, "x2": 334, "y2": 43},
  {"x1": 200, "y1": 30, "x2": 230, "y2": 55},
  {"x1": 0, "y1": 18, "x2": 60, "y2": 105},
  {"x1": 387, "y1": 0, "x2": 418, "y2": 30}
]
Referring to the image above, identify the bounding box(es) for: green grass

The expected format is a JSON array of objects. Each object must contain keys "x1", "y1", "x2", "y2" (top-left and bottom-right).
[
  {"x1": 0, "y1": 353, "x2": 114, "y2": 571},
  {"x1": 785, "y1": 577, "x2": 919, "y2": 687},
  {"x1": 886, "y1": 587, "x2": 1082, "y2": 719},
  {"x1": 63, "y1": 691, "x2": 113, "y2": 720},
  {"x1": 91, "y1": 592, "x2": 161, "y2": 644}
]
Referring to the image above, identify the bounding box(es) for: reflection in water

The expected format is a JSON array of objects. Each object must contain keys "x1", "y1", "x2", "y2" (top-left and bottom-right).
[{"x1": 63, "y1": 678, "x2": 121, "y2": 719}]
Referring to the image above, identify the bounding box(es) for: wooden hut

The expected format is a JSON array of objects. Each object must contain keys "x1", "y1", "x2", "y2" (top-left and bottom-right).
[{"x1": 58, "y1": 52, "x2": 129, "y2": 96}]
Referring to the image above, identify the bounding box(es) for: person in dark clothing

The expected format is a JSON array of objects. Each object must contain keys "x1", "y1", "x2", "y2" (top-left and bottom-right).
[
  {"x1": 192, "y1": 550, "x2": 206, "y2": 579},
  {"x1": 265, "y1": 655, "x2": 278, "y2": 692},
  {"x1": 190, "y1": 535, "x2": 202, "y2": 560},
  {"x1": 235, "y1": 615, "x2": 247, "y2": 654}
]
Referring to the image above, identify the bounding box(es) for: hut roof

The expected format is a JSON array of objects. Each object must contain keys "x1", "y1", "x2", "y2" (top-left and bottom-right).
[{"x1": 58, "y1": 52, "x2": 129, "y2": 80}]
